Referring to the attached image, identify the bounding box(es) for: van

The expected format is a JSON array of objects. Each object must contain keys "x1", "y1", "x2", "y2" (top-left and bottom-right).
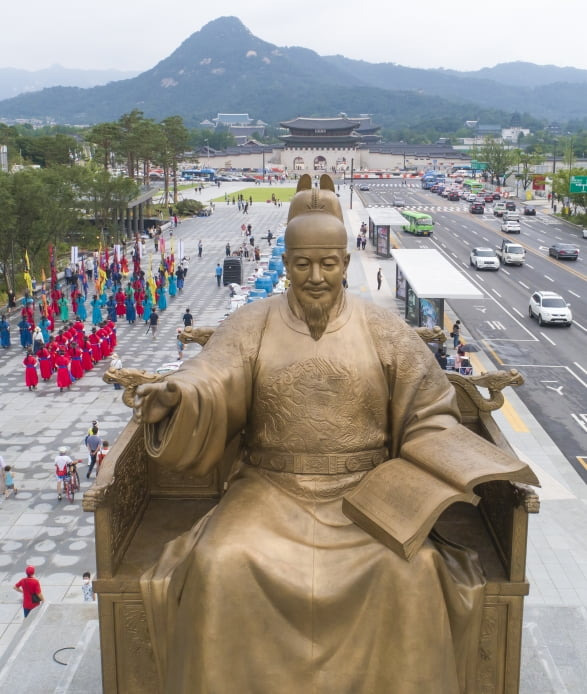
[{"x1": 493, "y1": 202, "x2": 507, "y2": 217}]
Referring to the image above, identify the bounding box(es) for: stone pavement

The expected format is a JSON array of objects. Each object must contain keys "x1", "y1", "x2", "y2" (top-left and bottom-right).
[{"x1": 0, "y1": 182, "x2": 585, "y2": 692}]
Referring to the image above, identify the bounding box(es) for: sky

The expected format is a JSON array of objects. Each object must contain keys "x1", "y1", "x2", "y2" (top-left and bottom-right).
[{"x1": 3, "y1": 1, "x2": 587, "y2": 73}]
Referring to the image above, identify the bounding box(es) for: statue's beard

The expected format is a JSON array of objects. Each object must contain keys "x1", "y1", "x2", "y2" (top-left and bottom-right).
[{"x1": 299, "y1": 300, "x2": 331, "y2": 341}]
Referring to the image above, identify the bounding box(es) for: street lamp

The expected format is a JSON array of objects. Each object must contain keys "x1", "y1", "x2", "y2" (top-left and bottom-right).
[{"x1": 551, "y1": 139, "x2": 557, "y2": 209}]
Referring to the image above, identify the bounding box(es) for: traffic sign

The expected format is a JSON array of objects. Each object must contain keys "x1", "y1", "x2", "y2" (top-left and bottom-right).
[{"x1": 569, "y1": 176, "x2": 587, "y2": 193}]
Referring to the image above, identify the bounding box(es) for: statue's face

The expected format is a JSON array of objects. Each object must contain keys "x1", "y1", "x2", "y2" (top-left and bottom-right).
[{"x1": 284, "y1": 247, "x2": 349, "y2": 311}]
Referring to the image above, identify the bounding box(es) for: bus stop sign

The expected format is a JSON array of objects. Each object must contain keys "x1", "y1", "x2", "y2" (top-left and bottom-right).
[{"x1": 570, "y1": 176, "x2": 587, "y2": 193}]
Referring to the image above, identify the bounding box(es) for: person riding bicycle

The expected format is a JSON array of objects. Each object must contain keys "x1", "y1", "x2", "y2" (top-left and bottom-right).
[{"x1": 55, "y1": 446, "x2": 72, "y2": 501}]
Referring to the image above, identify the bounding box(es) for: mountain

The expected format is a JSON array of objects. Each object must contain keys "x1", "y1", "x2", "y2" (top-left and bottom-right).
[
  {"x1": 457, "y1": 62, "x2": 587, "y2": 88},
  {"x1": 0, "y1": 65, "x2": 139, "y2": 101},
  {"x1": 0, "y1": 17, "x2": 584, "y2": 127}
]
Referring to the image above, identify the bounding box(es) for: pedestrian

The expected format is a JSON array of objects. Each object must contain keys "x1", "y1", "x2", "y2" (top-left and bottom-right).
[
  {"x1": 451, "y1": 320, "x2": 461, "y2": 349},
  {"x1": 356, "y1": 233, "x2": 362, "y2": 250},
  {"x1": 225, "y1": 242, "x2": 231, "y2": 257},
  {"x1": 23, "y1": 349, "x2": 39, "y2": 391},
  {"x1": 182, "y1": 308, "x2": 193, "y2": 327},
  {"x1": 14, "y1": 566, "x2": 44, "y2": 617},
  {"x1": 181, "y1": 256, "x2": 190, "y2": 277},
  {"x1": 361, "y1": 233, "x2": 367, "y2": 250},
  {"x1": 97, "y1": 440, "x2": 109, "y2": 473},
  {"x1": 177, "y1": 328, "x2": 185, "y2": 360},
  {"x1": 377, "y1": 268, "x2": 382, "y2": 291},
  {"x1": 0, "y1": 454, "x2": 5, "y2": 499},
  {"x1": 149, "y1": 308, "x2": 159, "y2": 339},
  {"x1": 0, "y1": 314, "x2": 10, "y2": 348},
  {"x1": 267, "y1": 230, "x2": 273, "y2": 246},
  {"x1": 198, "y1": 241, "x2": 203, "y2": 258},
  {"x1": 4, "y1": 465, "x2": 17, "y2": 498},
  {"x1": 215, "y1": 263, "x2": 223, "y2": 287},
  {"x1": 86, "y1": 426, "x2": 102, "y2": 479},
  {"x1": 55, "y1": 446, "x2": 71, "y2": 501},
  {"x1": 110, "y1": 353, "x2": 122, "y2": 390},
  {"x1": 82, "y1": 572, "x2": 96, "y2": 602},
  {"x1": 7, "y1": 290, "x2": 17, "y2": 315}
]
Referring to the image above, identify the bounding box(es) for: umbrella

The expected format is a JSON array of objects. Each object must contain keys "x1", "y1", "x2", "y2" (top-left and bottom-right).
[{"x1": 460, "y1": 343, "x2": 480, "y2": 353}]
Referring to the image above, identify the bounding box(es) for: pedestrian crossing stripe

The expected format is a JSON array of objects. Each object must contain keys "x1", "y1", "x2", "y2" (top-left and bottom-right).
[{"x1": 367, "y1": 205, "x2": 471, "y2": 212}]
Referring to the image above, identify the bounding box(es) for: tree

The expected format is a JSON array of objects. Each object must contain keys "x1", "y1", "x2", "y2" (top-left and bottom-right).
[
  {"x1": 470, "y1": 138, "x2": 516, "y2": 186},
  {"x1": 86, "y1": 121, "x2": 121, "y2": 171},
  {"x1": 0, "y1": 172, "x2": 17, "y2": 293},
  {"x1": 513, "y1": 148, "x2": 545, "y2": 192},
  {"x1": 159, "y1": 116, "x2": 190, "y2": 204}
]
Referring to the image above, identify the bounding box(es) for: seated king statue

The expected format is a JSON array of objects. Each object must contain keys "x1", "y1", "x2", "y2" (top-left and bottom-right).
[{"x1": 134, "y1": 175, "x2": 489, "y2": 693}]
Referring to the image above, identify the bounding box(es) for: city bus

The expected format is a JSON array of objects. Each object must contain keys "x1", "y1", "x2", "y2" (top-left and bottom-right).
[
  {"x1": 401, "y1": 210, "x2": 434, "y2": 236},
  {"x1": 462, "y1": 179, "x2": 483, "y2": 194}
]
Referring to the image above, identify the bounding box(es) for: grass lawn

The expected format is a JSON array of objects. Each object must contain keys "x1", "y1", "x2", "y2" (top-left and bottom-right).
[{"x1": 211, "y1": 187, "x2": 297, "y2": 204}]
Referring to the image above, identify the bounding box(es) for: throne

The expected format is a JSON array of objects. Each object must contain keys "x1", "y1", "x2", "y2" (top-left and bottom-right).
[{"x1": 84, "y1": 353, "x2": 539, "y2": 694}]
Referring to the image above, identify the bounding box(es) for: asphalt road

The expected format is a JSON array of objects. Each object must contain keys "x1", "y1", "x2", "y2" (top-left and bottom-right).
[{"x1": 358, "y1": 181, "x2": 587, "y2": 483}]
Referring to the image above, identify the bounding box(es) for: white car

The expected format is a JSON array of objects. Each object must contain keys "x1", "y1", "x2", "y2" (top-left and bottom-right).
[
  {"x1": 501, "y1": 220, "x2": 521, "y2": 234},
  {"x1": 466, "y1": 193, "x2": 477, "y2": 202},
  {"x1": 470, "y1": 247, "x2": 500, "y2": 271},
  {"x1": 528, "y1": 291, "x2": 572, "y2": 326}
]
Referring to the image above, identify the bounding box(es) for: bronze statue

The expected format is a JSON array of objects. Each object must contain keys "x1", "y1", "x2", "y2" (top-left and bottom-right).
[{"x1": 132, "y1": 174, "x2": 535, "y2": 693}]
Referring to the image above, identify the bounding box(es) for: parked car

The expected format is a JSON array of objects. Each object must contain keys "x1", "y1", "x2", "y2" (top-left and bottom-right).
[
  {"x1": 470, "y1": 247, "x2": 500, "y2": 270},
  {"x1": 469, "y1": 202, "x2": 485, "y2": 214},
  {"x1": 548, "y1": 243, "x2": 579, "y2": 260},
  {"x1": 528, "y1": 291, "x2": 572, "y2": 326}
]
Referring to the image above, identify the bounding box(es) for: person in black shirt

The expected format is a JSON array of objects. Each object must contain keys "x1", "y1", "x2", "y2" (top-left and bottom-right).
[{"x1": 183, "y1": 309, "x2": 193, "y2": 327}]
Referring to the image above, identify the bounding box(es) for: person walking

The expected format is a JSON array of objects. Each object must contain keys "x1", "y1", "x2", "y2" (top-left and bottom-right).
[
  {"x1": 23, "y1": 349, "x2": 39, "y2": 391},
  {"x1": 182, "y1": 308, "x2": 193, "y2": 327},
  {"x1": 14, "y1": 566, "x2": 44, "y2": 617},
  {"x1": 4, "y1": 465, "x2": 17, "y2": 498},
  {"x1": 0, "y1": 314, "x2": 11, "y2": 348},
  {"x1": 198, "y1": 241, "x2": 203, "y2": 258},
  {"x1": 225, "y1": 243, "x2": 231, "y2": 257},
  {"x1": 82, "y1": 572, "x2": 96, "y2": 602},
  {"x1": 451, "y1": 320, "x2": 461, "y2": 349},
  {"x1": 377, "y1": 268, "x2": 382, "y2": 291},
  {"x1": 149, "y1": 308, "x2": 159, "y2": 339},
  {"x1": 86, "y1": 426, "x2": 102, "y2": 479},
  {"x1": 215, "y1": 264, "x2": 223, "y2": 287},
  {"x1": 55, "y1": 446, "x2": 72, "y2": 501},
  {"x1": 110, "y1": 353, "x2": 123, "y2": 390},
  {"x1": 177, "y1": 328, "x2": 185, "y2": 360}
]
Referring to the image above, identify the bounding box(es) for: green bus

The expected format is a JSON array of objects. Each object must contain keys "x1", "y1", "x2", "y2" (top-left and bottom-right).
[
  {"x1": 401, "y1": 210, "x2": 434, "y2": 236},
  {"x1": 462, "y1": 179, "x2": 483, "y2": 194}
]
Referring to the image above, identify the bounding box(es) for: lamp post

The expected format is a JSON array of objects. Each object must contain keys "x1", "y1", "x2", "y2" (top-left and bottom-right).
[
  {"x1": 262, "y1": 148, "x2": 265, "y2": 183},
  {"x1": 551, "y1": 139, "x2": 557, "y2": 208}
]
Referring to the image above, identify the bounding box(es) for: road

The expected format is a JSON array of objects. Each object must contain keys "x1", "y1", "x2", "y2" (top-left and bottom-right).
[{"x1": 357, "y1": 181, "x2": 587, "y2": 482}]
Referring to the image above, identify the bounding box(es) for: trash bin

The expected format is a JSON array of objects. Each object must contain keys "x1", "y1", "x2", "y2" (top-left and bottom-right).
[{"x1": 223, "y1": 257, "x2": 243, "y2": 286}]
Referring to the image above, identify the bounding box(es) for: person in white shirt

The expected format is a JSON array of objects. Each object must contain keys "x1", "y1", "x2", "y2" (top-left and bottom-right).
[{"x1": 54, "y1": 446, "x2": 72, "y2": 501}]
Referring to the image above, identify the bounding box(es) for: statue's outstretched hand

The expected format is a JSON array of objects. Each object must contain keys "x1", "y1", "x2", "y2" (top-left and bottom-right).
[{"x1": 134, "y1": 381, "x2": 181, "y2": 424}]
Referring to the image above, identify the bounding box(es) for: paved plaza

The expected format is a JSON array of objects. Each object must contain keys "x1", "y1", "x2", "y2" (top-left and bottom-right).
[{"x1": 0, "y1": 183, "x2": 585, "y2": 692}]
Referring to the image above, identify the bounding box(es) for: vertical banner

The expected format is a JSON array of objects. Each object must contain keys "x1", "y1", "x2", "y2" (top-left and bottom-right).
[
  {"x1": 177, "y1": 240, "x2": 184, "y2": 261},
  {"x1": 70, "y1": 246, "x2": 79, "y2": 266}
]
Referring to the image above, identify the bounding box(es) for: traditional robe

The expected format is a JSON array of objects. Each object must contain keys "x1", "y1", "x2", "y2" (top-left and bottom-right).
[
  {"x1": 141, "y1": 293, "x2": 486, "y2": 694},
  {"x1": 23, "y1": 354, "x2": 38, "y2": 388}
]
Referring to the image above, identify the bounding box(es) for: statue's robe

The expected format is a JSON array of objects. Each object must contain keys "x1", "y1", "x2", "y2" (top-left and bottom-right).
[{"x1": 141, "y1": 292, "x2": 485, "y2": 694}]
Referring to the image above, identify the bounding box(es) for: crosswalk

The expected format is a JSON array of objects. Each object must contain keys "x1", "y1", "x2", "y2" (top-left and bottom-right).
[{"x1": 368, "y1": 204, "x2": 469, "y2": 212}]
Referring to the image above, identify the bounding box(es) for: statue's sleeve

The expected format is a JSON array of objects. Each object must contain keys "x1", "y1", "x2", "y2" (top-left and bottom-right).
[
  {"x1": 369, "y1": 308, "x2": 461, "y2": 458},
  {"x1": 144, "y1": 302, "x2": 267, "y2": 474}
]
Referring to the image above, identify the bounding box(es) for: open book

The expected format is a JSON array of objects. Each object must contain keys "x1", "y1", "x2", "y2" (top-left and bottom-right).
[{"x1": 342, "y1": 425, "x2": 539, "y2": 561}]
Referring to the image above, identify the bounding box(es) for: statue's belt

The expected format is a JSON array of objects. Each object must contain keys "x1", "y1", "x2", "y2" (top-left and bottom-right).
[{"x1": 245, "y1": 448, "x2": 388, "y2": 474}]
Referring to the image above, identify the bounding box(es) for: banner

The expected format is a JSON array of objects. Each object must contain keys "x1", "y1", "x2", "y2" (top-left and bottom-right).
[
  {"x1": 23, "y1": 250, "x2": 33, "y2": 293},
  {"x1": 532, "y1": 174, "x2": 546, "y2": 191},
  {"x1": 70, "y1": 246, "x2": 79, "y2": 266}
]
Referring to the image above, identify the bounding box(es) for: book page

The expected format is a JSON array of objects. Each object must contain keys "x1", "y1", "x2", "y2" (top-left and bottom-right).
[
  {"x1": 343, "y1": 458, "x2": 476, "y2": 552},
  {"x1": 400, "y1": 425, "x2": 539, "y2": 491}
]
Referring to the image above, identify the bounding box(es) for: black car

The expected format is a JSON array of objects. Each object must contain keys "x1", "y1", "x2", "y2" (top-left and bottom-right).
[
  {"x1": 548, "y1": 243, "x2": 579, "y2": 260},
  {"x1": 505, "y1": 200, "x2": 516, "y2": 211},
  {"x1": 358, "y1": 184, "x2": 370, "y2": 191},
  {"x1": 523, "y1": 206, "x2": 536, "y2": 216},
  {"x1": 469, "y1": 202, "x2": 485, "y2": 214}
]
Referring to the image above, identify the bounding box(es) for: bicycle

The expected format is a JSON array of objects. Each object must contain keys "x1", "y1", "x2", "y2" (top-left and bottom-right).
[{"x1": 63, "y1": 460, "x2": 81, "y2": 502}]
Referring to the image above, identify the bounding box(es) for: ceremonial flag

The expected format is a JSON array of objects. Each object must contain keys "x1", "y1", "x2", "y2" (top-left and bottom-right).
[{"x1": 23, "y1": 250, "x2": 33, "y2": 293}]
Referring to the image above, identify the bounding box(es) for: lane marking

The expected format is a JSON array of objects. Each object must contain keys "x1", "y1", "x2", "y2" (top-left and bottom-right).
[
  {"x1": 544, "y1": 274, "x2": 555, "y2": 282},
  {"x1": 491, "y1": 289, "x2": 502, "y2": 298},
  {"x1": 574, "y1": 362, "x2": 587, "y2": 376},
  {"x1": 518, "y1": 281, "x2": 530, "y2": 289},
  {"x1": 539, "y1": 331, "x2": 556, "y2": 346},
  {"x1": 512, "y1": 307, "x2": 524, "y2": 317},
  {"x1": 569, "y1": 290, "x2": 581, "y2": 298},
  {"x1": 571, "y1": 414, "x2": 587, "y2": 434}
]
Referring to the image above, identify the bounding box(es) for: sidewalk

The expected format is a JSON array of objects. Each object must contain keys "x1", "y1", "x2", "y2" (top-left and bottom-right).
[{"x1": 0, "y1": 182, "x2": 584, "y2": 692}]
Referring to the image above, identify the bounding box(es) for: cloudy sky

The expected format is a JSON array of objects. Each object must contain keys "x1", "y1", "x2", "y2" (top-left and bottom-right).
[{"x1": 3, "y1": 0, "x2": 586, "y2": 73}]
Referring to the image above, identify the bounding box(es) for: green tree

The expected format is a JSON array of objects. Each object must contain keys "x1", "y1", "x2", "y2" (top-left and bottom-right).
[
  {"x1": 470, "y1": 138, "x2": 516, "y2": 185},
  {"x1": 513, "y1": 148, "x2": 545, "y2": 192},
  {"x1": 159, "y1": 116, "x2": 190, "y2": 204},
  {"x1": 86, "y1": 121, "x2": 121, "y2": 171}
]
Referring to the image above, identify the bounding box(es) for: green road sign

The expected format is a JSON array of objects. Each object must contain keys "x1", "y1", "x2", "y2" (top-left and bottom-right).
[
  {"x1": 570, "y1": 176, "x2": 587, "y2": 193},
  {"x1": 470, "y1": 160, "x2": 488, "y2": 171}
]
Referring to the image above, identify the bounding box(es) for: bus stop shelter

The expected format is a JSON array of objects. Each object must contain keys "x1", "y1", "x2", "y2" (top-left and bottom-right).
[
  {"x1": 368, "y1": 208, "x2": 406, "y2": 257},
  {"x1": 391, "y1": 248, "x2": 483, "y2": 327}
]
